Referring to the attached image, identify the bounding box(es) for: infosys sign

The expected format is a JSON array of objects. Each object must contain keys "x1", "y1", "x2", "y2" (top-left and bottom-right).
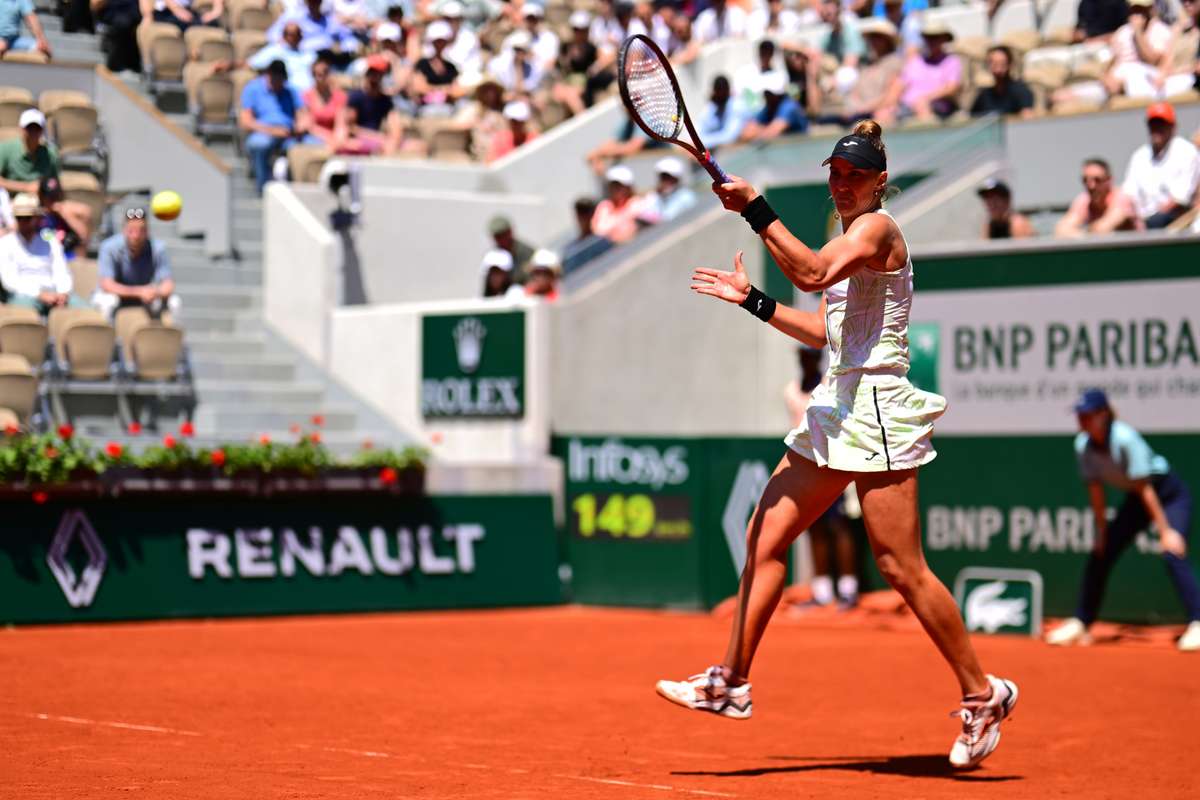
[{"x1": 421, "y1": 311, "x2": 525, "y2": 419}]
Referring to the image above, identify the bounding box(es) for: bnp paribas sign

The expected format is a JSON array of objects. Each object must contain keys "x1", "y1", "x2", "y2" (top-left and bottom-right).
[{"x1": 421, "y1": 311, "x2": 524, "y2": 419}]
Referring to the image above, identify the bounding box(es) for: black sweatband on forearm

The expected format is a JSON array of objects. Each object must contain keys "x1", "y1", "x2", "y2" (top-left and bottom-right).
[
  {"x1": 740, "y1": 195, "x2": 779, "y2": 234},
  {"x1": 740, "y1": 285, "x2": 776, "y2": 322}
]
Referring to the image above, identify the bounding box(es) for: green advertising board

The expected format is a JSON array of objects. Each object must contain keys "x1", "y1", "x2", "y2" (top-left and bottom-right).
[
  {"x1": 0, "y1": 494, "x2": 561, "y2": 625},
  {"x1": 421, "y1": 311, "x2": 525, "y2": 419}
]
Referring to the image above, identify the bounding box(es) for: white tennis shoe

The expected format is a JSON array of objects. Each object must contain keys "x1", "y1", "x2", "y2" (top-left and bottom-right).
[
  {"x1": 1044, "y1": 617, "x2": 1092, "y2": 646},
  {"x1": 655, "y1": 665, "x2": 752, "y2": 720},
  {"x1": 949, "y1": 675, "x2": 1018, "y2": 769},
  {"x1": 1179, "y1": 621, "x2": 1200, "y2": 652}
]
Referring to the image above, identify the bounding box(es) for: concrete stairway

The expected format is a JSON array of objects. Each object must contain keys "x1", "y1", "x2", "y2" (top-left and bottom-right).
[{"x1": 35, "y1": 12, "x2": 410, "y2": 456}]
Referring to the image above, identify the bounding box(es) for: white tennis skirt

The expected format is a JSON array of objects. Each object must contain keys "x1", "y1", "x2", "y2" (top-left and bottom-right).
[{"x1": 784, "y1": 371, "x2": 947, "y2": 473}]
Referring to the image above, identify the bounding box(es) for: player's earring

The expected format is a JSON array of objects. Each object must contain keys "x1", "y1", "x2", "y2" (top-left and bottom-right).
[{"x1": 829, "y1": 195, "x2": 839, "y2": 219}]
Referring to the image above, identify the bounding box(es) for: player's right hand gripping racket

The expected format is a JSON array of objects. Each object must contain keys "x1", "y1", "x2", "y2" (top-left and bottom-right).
[{"x1": 617, "y1": 34, "x2": 730, "y2": 184}]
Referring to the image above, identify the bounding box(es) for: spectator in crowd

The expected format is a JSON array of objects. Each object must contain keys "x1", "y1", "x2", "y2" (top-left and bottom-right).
[
  {"x1": 523, "y1": 3, "x2": 560, "y2": 75},
  {"x1": 816, "y1": 0, "x2": 865, "y2": 95},
  {"x1": 562, "y1": 196, "x2": 613, "y2": 272},
  {"x1": 413, "y1": 20, "x2": 464, "y2": 114},
  {"x1": 269, "y1": 0, "x2": 359, "y2": 60},
  {"x1": 346, "y1": 56, "x2": 414, "y2": 155},
  {"x1": 748, "y1": 0, "x2": 802, "y2": 41},
  {"x1": 0, "y1": 0, "x2": 51, "y2": 57},
  {"x1": 641, "y1": 0, "x2": 671, "y2": 52},
  {"x1": 637, "y1": 157, "x2": 696, "y2": 223},
  {"x1": 37, "y1": 176, "x2": 85, "y2": 258},
  {"x1": 592, "y1": 165, "x2": 644, "y2": 244},
  {"x1": 881, "y1": 0, "x2": 923, "y2": 54},
  {"x1": 898, "y1": 20, "x2": 962, "y2": 120},
  {"x1": 441, "y1": 1, "x2": 481, "y2": 78},
  {"x1": 304, "y1": 56, "x2": 351, "y2": 150},
  {"x1": 694, "y1": 0, "x2": 748, "y2": 44},
  {"x1": 734, "y1": 39, "x2": 778, "y2": 120},
  {"x1": 970, "y1": 45, "x2": 1035, "y2": 118},
  {"x1": 239, "y1": 60, "x2": 318, "y2": 194},
  {"x1": 90, "y1": 0, "x2": 141, "y2": 72},
  {"x1": 665, "y1": 11, "x2": 700, "y2": 64},
  {"x1": 490, "y1": 30, "x2": 546, "y2": 95},
  {"x1": 330, "y1": 0, "x2": 374, "y2": 39},
  {"x1": 813, "y1": 17, "x2": 904, "y2": 125},
  {"x1": 586, "y1": 117, "x2": 656, "y2": 175},
  {"x1": 460, "y1": 77, "x2": 507, "y2": 158},
  {"x1": 699, "y1": 75, "x2": 745, "y2": 148},
  {"x1": 592, "y1": 0, "x2": 647, "y2": 56},
  {"x1": 355, "y1": 22, "x2": 413, "y2": 98},
  {"x1": 1055, "y1": 0, "x2": 1181, "y2": 105},
  {"x1": 525, "y1": 248, "x2": 562, "y2": 301},
  {"x1": 480, "y1": 248, "x2": 523, "y2": 298},
  {"x1": 977, "y1": 178, "x2": 1035, "y2": 239},
  {"x1": 95, "y1": 206, "x2": 179, "y2": 319},
  {"x1": 249, "y1": 22, "x2": 318, "y2": 92},
  {"x1": 0, "y1": 110, "x2": 92, "y2": 248},
  {"x1": 487, "y1": 100, "x2": 538, "y2": 162},
  {"x1": 0, "y1": 193, "x2": 83, "y2": 314},
  {"x1": 553, "y1": 11, "x2": 609, "y2": 115},
  {"x1": 740, "y1": 70, "x2": 808, "y2": 141},
  {"x1": 1055, "y1": 157, "x2": 1143, "y2": 236},
  {"x1": 1073, "y1": 0, "x2": 1129, "y2": 42},
  {"x1": 152, "y1": 0, "x2": 222, "y2": 31},
  {"x1": 1121, "y1": 102, "x2": 1200, "y2": 228},
  {"x1": 488, "y1": 215, "x2": 534, "y2": 283}
]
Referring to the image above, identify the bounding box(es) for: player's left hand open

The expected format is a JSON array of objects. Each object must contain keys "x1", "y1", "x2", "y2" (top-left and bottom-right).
[
  {"x1": 1161, "y1": 528, "x2": 1187, "y2": 558},
  {"x1": 691, "y1": 250, "x2": 751, "y2": 305},
  {"x1": 712, "y1": 175, "x2": 758, "y2": 213}
]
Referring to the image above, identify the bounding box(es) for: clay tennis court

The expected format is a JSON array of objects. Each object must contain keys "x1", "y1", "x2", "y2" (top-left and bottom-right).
[{"x1": 2, "y1": 604, "x2": 1196, "y2": 799}]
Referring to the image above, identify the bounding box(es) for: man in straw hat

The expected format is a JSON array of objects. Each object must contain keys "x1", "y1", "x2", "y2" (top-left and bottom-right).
[{"x1": 813, "y1": 17, "x2": 905, "y2": 125}]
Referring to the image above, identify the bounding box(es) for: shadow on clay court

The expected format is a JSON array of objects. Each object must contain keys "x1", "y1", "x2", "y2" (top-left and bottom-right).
[{"x1": 672, "y1": 753, "x2": 1022, "y2": 782}]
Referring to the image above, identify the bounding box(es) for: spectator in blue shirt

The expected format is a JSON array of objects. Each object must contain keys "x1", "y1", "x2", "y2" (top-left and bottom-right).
[
  {"x1": 95, "y1": 206, "x2": 179, "y2": 319},
  {"x1": 739, "y1": 70, "x2": 808, "y2": 142},
  {"x1": 1045, "y1": 388, "x2": 1200, "y2": 651},
  {"x1": 239, "y1": 60, "x2": 319, "y2": 194},
  {"x1": 638, "y1": 157, "x2": 697, "y2": 224},
  {"x1": 0, "y1": 0, "x2": 51, "y2": 57},
  {"x1": 561, "y1": 196, "x2": 612, "y2": 274},
  {"x1": 268, "y1": 0, "x2": 360, "y2": 59},
  {"x1": 699, "y1": 75, "x2": 744, "y2": 149}
]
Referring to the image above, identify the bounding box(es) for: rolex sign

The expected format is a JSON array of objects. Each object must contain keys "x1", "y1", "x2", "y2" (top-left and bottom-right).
[{"x1": 421, "y1": 311, "x2": 525, "y2": 419}]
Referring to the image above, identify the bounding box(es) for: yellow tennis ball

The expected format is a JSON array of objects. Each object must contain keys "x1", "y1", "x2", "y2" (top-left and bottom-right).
[{"x1": 151, "y1": 190, "x2": 182, "y2": 221}]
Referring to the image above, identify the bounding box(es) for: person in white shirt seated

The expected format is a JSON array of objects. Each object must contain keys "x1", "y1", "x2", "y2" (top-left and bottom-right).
[
  {"x1": 489, "y1": 30, "x2": 546, "y2": 94},
  {"x1": 748, "y1": 0, "x2": 802, "y2": 42},
  {"x1": 636, "y1": 157, "x2": 697, "y2": 224},
  {"x1": 522, "y1": 3, "x2": 560, "y2": 75},
  {"x1": 1122, "y1": 101, "x2": 1200, "y2": 229},
  {"x1": 693, "y1": 0, "x2": 748, "y2": 44},
  {"x1": 480, "y1": 248, "x2": 525, "y2": 299},
  {"x1": 441, "y1": 1, "x2": 482, "y2": 78},
  {"x1": 0, "y1": 193, "x2": 85, "y2": 314}
]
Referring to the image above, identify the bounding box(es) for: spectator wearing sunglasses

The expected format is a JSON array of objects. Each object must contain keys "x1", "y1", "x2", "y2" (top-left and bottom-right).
[
  {"x1": 1055, "y1": 157, "x2": 1143, "y2": 237},
  {"x1": 94, "y1": 206, "x2": 180, "y2": 319}
]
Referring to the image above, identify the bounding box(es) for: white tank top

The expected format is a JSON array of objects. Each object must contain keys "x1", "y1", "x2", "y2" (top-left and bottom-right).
[{"x1": 823, "y1": 208, "x2": 912, "y2": 376}]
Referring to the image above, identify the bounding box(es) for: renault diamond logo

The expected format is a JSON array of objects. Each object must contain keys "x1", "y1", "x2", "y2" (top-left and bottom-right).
[
  {"x1": 46, "y1": 510, "x2": 107, "y2": 608},
  {"x1": 453, "y1": 317, "x2": 487, "y2": 374}
]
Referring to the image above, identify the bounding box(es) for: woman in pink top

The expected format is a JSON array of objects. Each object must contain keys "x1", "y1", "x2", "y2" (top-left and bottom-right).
[
  {"x1": 893, "y1": 21, "x2": 962, "y2": 121},
  {"x1": 1054, "y1": 157, "x2": 1144, "y2": 237},
  {"x1": 591, "y1": 165, "x2": 645, "y2": 244},
  {"x1": 303, "y1": 58, "x2": 348, "y2": 148},
  {"x1": 486, "y1": 100, "x2": 540, "y2": 163}
]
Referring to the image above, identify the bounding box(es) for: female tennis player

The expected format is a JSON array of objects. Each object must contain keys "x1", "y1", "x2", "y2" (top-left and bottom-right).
[
  {"x1": 654, "y1": 120, "x2": 1018, "y2": 769},
  {"x1": 1044, "y1": 388, "x2": 1200, "y2": 651}
]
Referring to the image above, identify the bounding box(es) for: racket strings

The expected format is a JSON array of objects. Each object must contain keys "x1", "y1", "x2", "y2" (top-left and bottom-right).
[{"x1": 622, "y1": 39, "x2": 683, "y2": 139}]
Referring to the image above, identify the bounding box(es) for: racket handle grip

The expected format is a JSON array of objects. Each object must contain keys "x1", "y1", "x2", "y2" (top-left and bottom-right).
[{"x1": 703, "y1": 152, "x2": 729, "y2": 184}]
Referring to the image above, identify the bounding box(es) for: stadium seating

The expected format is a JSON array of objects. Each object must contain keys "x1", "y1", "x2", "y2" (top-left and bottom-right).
[
  {"x1": 58, "y1": 170, "x2": 106, "y2": 236},
  {"x1": 0, "y1": 353, "x2": 39, "y2": 425},
  {"x1": 184, "y1": 63, "x2": 237, "y2": 143},
  {"x1": 0, "y1": 87, "x2": 35, "y2": 128},
  {"x1": 184, "y1": 26, "x2": 235, "y2": 64},
  {"x1": 0, "y1": 312, "x2": 50, "y2": 376},
  {"x1": 287, "y1": 144, "x2": 331, "y2": 183},
  {"x1": 138, "y1": 22, "x2": 187, "y2": 96}
]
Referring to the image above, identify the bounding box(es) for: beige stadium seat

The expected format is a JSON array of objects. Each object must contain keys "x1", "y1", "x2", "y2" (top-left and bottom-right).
[
  {"x1": 999, "y1": 29, "x2": 1042, "y2": 59},
  {"x1": 115, "y1": 306, "x2": 151, "y2": 352},
  {"x1": 1052, "y1": 98, "x2": 1105, "y2": 116},
  {"x1": 229, "y1": 0, "x2": 275, "y2": 32},
  {"x1": 430, "y1": 127, "x2": 473, "y2": 163},
  {"x1": 952, "y1": 35, "x2": 991, "y2": 65},
  {"x1": 0, "y1": 353, "x2": 37, "y2": 423},
  {"x1": 1108, "y1": 94, "x2": 1153, "y2": 112},
  {"x1": 61, "y1": 320, "x2": 116, "y2": 381},
  {"x1": 286, "y1": 144, "x2": 331, "y2": 183},
  {"x1": 0, "y1": 316, "x2": 49, "y2": 374},
  {"x1": 0, "y1": 97, "x2": 34, "y2": 129},
  {"x1": 0, "y1": 50, "x2": 49, "y2": 64},
  {"x1": 0, "y1": 126, "x2": 20, "y2": 142},
  {"x1": 1044, "y1": 27, "x2": 1076, "y2": 46},
  {"x1": 185, "y1": 26, "x2": 234, "y2": 63},
  {"x1": 48, "y1": 307, "x2": 101, "y2": 350},
  {"x1": 538, "y1": 99, "x2": 570, "y2": 131},
  {"x1": 38, "y1": 89, "x2": 92, "y2": 115},
  {"x1": 68, "y1": 259, "x2": 100, "y2": 301},
  {"x1": 1070, "y1": 60, "x2": 1107, "y2": 82},
  {"x1": 59, "y1": 171, "x2": 106, "y2": 235},
  {"x1": 231, "y1": 29, "x2": 267, "y2": 63},
  {"x1": 0, "y1": 406, "x2": 19, "y2": 430},
  {"x1": 48, "y1": 103, "x2": 99, "y2": 157},
  {"x1": 139, "y1": 22, "x2": 188, "y2": 86},
  {"x1": 128, "y1": 325, "x2": 184, "y2": 380},
  {"x1": 0, "y1": 86, "x2": 34, "y2": 103},
  {"x1": 1023, "y1": 61, "x2": 1070, "y2": 91},
  {"x1": 0, "y1": 305, "x2": 40, "y2": 322},
  {"x1": 230, "y1": 67, "x2": 257, "y2": 104}
]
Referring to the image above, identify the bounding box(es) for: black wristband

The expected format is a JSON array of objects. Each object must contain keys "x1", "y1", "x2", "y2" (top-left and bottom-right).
[
  {"x1": 740, "y1": 195, "x2": 778, "y2": 234},
  {"x1": 740, "y1": 285, "x2": 776, "y2": 322}
]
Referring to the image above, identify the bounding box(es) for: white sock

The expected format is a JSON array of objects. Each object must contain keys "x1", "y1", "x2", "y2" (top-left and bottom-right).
[
  {"x1": 811, "y1": 575, "x2": 834, "y2": 605},
  {"x1": 837, "y1": 575, "x2": 858, "y2": 601}
]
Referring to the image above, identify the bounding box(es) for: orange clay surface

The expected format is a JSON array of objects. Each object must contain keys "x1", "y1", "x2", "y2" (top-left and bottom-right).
[{"x1": 2, "y1": 601, "x2": 1197, "y2": 799}]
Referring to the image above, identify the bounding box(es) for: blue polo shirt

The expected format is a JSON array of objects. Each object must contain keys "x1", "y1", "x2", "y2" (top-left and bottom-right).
[
  {"x1": 756, "y1": 95, "x2": 808, "y2": 134},
  {"x1": 1075, "y1": 420, "x2": 1170, "y2": 491},
  {"x1": 97, "y1": 234, "x2": 172, "y2": 286},
  {"x1": 0, "y1": 0, "x2": 34, "y2": 39},
  {"x1": 240, "y1": 77, "x2": 302, "y2": 129}
]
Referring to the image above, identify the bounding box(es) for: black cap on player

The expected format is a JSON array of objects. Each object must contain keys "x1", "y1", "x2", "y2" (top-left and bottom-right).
[{"x1": 821, "y1": 135, "x2": 887, "y2": 172}]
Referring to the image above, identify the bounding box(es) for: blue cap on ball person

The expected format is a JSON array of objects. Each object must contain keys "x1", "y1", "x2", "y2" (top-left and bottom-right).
[
  {"x1": 822, "y1": 134, "x2": 886, "y2": 172},
  {"x1": 1074, "y1": 388, "x2": 1110, "y2": 414}
]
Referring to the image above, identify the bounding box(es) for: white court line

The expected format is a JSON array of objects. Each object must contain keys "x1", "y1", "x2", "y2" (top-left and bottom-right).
[
  {"x1": 321, "y1": 746, "x2": 393, "y2": 759},
  {"x1": 555, "y1": 774, "x2": 736, "y2": 797},
  {"x1": 28, "y1": 713, "x2": 201, "y2": 737}
]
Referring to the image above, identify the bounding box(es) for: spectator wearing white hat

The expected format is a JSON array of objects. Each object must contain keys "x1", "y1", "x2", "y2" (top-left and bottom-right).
[
  {"x1": 0, "y1": 110, "x2": 92, "y2": 248},
  {"x1": 413, "y1": 20, "x2": 464, "y2": 114},
  {"x1": 525, "y1": 248, "x2": 562, "y2": 301},
  {"x1": 522, "y1": 3, "x2": 560, "y2": 74},
  {"x1": 487, "y1": 100, "x2": 539, "y2": 162},
  {"x1": 0, "y1": 193, "x2": 85, "y2": 314},
  {"x1": 638, "y1": 157, "x2": 697, "y2": 224},
  {"x1": 554, "y1": 10, "x2": 606, "y2": 115},
  {"x1": 592, "y1": 165, "x2": 646, "y2": 244},
  {"x1": 739, "y1": 70, "x2": 808, "y2": 142},
  {"x1": 481, "y1": 248, "x2": 525, "y2": 298},
  {"x1": 489, "y1": 29, "x2": 546, "y2": 94},
  {"x1": 0, "y1": 0, "x2": 52, "y2": 58},
  {"x1": 441, "y1": 1, "x2": 482, "y2": 77},
  {"x1": 693, "y1": 0, "x2": 748, "y2": 44}
]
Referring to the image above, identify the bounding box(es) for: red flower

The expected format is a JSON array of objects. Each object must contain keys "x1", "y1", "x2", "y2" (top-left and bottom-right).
[
  {"x1": 361, "y1": 439, "x2": 374, "y2": 451},
  {"x1": 57, "y1": 424, "x2": 74, "y2": 440},
  {"x1": 210, "y1": 449, "x2": 226, "y2": 467},
  {"x1": 180, "y1": 421, "x2": 195, "y2": 437},
  {"x1": 289, "y1": 423, "x2": 301, "y2": 434},
  {"x1": 3, "y1": 424, "x2": 18, "y2": 436},
  {"x1": 379, "y1": 466, "x2": 398, "y2": 485},
  {"x1": 430, "y1": 432, "x2": 444, "y2": 445},
  {"x1": 309, "y1": 432, "x2": 322, "y2": 444},
  {"x1": 32, "y1": 490, "x2": 48, "y2": 504},
  {"x1": 163, "y1": 435, "x2": 177, "y2": 449},
  {"x1": 311, "y1": 414, "x2": 325, "y2": 427},
  {"x1": 259, "y1": 434, "x2": 271, "y2": 445},
  {"x1": 128, "y1": 421, "x2": 142, "y2": 435},
  {"x1": 105, "y1": 442, "x2": 123, "y2": 458},
  {"x1": 44, "y1": 446, "x2": 58, "y2": 459}
]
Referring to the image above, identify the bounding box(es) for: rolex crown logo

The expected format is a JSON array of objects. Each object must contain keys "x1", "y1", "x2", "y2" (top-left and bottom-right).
[{"x1": 453, "y1": 317, "x2": 487, "y2": 374}]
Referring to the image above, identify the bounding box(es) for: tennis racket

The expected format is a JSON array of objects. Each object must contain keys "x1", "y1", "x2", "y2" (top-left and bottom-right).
[{"x1": 617, "y1": 34, "x2": 730, "y2": 184}]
